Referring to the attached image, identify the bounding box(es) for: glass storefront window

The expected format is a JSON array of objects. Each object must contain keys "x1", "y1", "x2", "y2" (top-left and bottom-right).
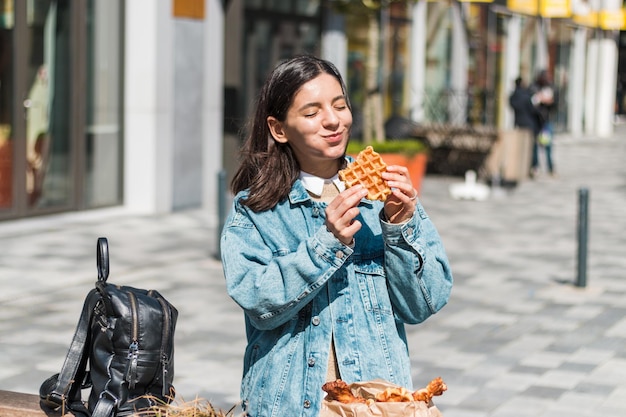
[
  {"x1": 0, "y1": 0, "x2": 122, "y2": 219},
  {"x1": 266, "y1": 0, "x2": 290, "y2": 13},
  {"x1": 242, "y1": 1, "x2": 321, "y2": 121},
  {"x1": 85, "y1": 0, "x2": 123, "y2": 208}
]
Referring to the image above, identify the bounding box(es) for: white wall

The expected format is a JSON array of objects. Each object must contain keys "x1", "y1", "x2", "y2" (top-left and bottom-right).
[
  {"x1": 203, "y1": 0, "x2": 225, "y2": 226},
  {"x1": 124, "y1": 0, "x2": 174, "y2": 214},
  {"x1": 569, "y1": 27, "x2": 586, "y2": 136},
  {"x1": 409, "y1": 0, "x2": 427, "y2": 123},
  {"x1": 124, "y1": 0, "x2": 224, "y2": 222},
  {"x1": 173, "y1": 19, "x2": 205, "y2": 210}
]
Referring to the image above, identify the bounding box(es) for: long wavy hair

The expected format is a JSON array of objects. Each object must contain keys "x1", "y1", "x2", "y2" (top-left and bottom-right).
[{"x1": 231, "y1": 55, "x2": 351, "y2": 212}]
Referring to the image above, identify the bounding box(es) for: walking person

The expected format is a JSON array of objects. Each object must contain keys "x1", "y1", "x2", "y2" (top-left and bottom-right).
[
  {"x1": 220, "y1": 55, "x2": 453, "y2": 417},
  {"x1": 509, "y1": 76, "x2": 542, "y2": 180},
  {"x1": 509, "y1": 76, "x2": 541, "y2": 134},
  {"x1": 530, "y1": 69, "x2": 557, "y2": 177}
]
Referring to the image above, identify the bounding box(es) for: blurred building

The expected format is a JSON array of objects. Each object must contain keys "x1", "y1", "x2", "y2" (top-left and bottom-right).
[{"x1": 0, "y1": 0, "x2": 623, "y2": 222}]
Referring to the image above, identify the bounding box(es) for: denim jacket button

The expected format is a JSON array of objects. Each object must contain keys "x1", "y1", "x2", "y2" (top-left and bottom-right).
[
  {"x1": 312, "y1": 316, "x2": 320, "y2": 326},
  {"x1": 303, "y1": 399, "x2": 311, "y2": 408},
  {"x1": 336, "y1": 250, "x2": 344, "y2": 259},
  {"x1": 308, "y1": 357, "x2": 316, "y2": 366}
]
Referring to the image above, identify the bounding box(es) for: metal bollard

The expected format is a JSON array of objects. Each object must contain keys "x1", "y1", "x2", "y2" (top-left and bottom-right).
[
  {"x1": 217, "y1": 170, "x2": 228, "y2": 257},
  {"x1": 576, "y1": 187, "x2": 589, "y2": 288}
]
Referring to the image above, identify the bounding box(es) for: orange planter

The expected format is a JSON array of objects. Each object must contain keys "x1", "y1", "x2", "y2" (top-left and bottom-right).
[
  {"x1": 382, "y1": 153, "x2": 428, "y2": 196},
  {"x1": 0, "y1": 141, "x2": 12, "y2": 208}
]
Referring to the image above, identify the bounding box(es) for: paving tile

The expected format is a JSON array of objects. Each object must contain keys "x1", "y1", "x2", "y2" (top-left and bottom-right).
[{"x1": 521, "y1": 385, "x2": 566, "y2": 400}]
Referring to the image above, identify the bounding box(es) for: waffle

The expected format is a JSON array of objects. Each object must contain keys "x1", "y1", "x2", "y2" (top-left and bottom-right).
[{"x1": 339, "y1": 146, "x2": 391, "y2": 201}]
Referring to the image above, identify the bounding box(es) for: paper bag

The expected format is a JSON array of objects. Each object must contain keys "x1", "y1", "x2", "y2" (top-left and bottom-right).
[{"x1": 319, "y1": 379, "x2": 444, "y2": 417}]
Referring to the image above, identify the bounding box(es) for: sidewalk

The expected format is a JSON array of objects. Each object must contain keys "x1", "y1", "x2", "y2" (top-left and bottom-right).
[{"x1": 1, "y1": 123, "x2": 625, "y2": 416}]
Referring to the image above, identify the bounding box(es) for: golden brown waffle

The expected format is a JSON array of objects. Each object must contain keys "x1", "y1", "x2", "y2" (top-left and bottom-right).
[{"x1": 339, "y1": 146, "x2": 391, "y2": 201}]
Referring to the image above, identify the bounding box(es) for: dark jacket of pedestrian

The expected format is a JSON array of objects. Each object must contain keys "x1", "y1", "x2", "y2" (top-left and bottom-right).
[{"x1": 509, "y1": 77, "x2": 541, "y2": 136}]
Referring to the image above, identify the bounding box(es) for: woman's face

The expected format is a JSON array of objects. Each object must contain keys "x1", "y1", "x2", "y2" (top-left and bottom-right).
[{"x1": 267, "y1": 73, "x2": 352, "y2": 178}]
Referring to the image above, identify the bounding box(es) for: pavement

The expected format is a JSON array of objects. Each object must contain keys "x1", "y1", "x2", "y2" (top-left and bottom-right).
[{"x1": 1, "y1": 121, "x2": 626, "y2": 417}]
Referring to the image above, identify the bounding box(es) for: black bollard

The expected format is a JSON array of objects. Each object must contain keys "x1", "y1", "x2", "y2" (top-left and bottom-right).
[{"x1": 576, "y1": 188, "x2": 589, "y2": 287}]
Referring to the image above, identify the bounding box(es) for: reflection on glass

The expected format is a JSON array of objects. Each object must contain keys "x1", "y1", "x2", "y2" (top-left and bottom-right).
[
  {"x1": 26, "y1": 0, "x2": 71, "y2": 208},
  {"x1": 295, "y1": 0, "x2": 319, "y2": 16},
  {"x1": 0, "y1": 0, "x2": 13, "y2": 28},
  {"x1": 25, "y1": 65, "x2": 50, "y2": 205}
]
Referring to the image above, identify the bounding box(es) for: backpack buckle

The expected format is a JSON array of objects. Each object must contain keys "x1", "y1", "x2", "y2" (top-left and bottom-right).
[{"x1": 99, "y1": 389, "x2": 119, "y2": 406}]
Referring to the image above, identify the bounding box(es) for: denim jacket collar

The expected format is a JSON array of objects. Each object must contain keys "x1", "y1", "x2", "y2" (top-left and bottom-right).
[{"x1": 288, "y1": 180, "x2": 313, "y2": 204}]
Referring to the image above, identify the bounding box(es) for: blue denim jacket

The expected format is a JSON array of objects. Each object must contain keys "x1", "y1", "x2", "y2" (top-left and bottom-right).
[{"x1": 221, "y1": 179, "x2": 453, "y2": 417}]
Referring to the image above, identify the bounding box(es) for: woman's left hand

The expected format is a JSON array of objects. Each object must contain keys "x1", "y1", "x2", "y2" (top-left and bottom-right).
[{"x1": 382, "y1": 165, "x2": 417, "y2": 223}]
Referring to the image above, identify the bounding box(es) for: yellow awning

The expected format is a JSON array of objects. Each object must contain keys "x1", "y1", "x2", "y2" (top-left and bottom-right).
[
  {"x1": 572, "y1": 9, "x2": 626, "y2": 30},
  {"x1": 507, "y1": 0, "x2": 570, "y2": 18},
  {"x1": 507, "y1": 0, "x2": 538, "y2": 16}
]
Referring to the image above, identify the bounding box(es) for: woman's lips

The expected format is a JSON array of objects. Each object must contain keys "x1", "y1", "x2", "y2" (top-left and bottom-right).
[{"x1": 324, "y1": 131, "x2": 345, "y2": 143}]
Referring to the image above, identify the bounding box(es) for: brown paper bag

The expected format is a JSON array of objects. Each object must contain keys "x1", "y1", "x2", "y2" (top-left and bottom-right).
[{"x1": 319, "y1": 379, "x2": 444, "y2": 417}]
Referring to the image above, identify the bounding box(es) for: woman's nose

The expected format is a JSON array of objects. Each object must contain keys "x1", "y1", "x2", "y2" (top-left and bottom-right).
[{"x1": 322, "y1": 108, "x2": 340, "y2": 127}]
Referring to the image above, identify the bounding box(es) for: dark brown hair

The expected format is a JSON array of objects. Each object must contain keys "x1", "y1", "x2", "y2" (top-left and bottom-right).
[{"x1": 231, "y1": 55, "x2": 350, "y2": 212}]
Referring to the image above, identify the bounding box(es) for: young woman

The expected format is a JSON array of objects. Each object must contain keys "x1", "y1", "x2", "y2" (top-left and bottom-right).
[{"x1": 221, "y1": 55, "x2": 453, "y2": 417}]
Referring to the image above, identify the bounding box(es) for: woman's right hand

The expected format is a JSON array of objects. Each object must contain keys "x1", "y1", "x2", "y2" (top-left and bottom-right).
[{"x1": 325, "y1": 184, "x2": 368, "y2": 245}]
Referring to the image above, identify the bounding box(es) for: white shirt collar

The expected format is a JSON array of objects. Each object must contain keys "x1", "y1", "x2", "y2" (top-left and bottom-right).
[{"x1": 299, "y1": 171, "x2": 346, "y2": 197}]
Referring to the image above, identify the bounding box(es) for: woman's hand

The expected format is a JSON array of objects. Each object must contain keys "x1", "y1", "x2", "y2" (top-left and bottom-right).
[
  {"x1": 326, "y1": 185, "x2": 368, "y2": 245},
  {"x1": 382, "y1": 165, "x2": 417, "y2": 224}
]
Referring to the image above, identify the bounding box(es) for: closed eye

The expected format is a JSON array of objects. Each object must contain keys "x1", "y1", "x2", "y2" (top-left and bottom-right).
[{"x1": 333, "y1": 97, "x2": 348, "y2": 111}]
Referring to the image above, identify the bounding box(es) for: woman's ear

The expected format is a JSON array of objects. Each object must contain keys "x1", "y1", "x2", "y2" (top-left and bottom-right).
[{"x1": 267, "y1": 116, "x2": 288, "y2": 144}]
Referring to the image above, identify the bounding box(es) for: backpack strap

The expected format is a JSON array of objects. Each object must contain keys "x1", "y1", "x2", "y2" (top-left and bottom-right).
[
  {"x1": 97, "y1": 237, "x2": 109, "y2": 282},
  {"x1": 39, "y1": 288, "x2": 100, "y2": 415},
  {"x1": 91, "y1": 391, "x2": 118, "y2": 417}
]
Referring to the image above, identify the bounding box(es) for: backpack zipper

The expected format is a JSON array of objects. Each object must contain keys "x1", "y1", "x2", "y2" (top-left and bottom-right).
[
  {"x1": 156, "y1": 296, "x2": 172, "y2": 397},
  {"x1": 126, "y1": 291, "x2": 140, "y2": 389}
]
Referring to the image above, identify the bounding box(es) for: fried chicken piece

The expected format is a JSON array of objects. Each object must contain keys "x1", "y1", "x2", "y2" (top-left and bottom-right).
[
  {"x1": 412, "y1": 377, "x2": 447, "y2": 403},
  {"x1": 322, "y1": 380, "x2": 367, "y2": 404},
  {"x1": 374, "y1": 386, "x2": 414, "y2": 402}
]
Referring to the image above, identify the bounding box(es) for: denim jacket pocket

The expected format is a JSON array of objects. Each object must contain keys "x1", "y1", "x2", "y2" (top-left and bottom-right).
[{"x1": 354, "y1": 261, "x2": 393, "y2": 316}]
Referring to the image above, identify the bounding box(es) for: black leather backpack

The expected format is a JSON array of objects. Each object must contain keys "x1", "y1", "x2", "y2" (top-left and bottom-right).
[{"x1": 40, "y1": 237, "x2": 178, "y2": 417}]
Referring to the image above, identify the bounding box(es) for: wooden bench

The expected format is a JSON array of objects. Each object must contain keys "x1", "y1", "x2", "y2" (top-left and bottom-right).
[{"x1": 0, "y1": 390, "x2": 70, "y2": 417}]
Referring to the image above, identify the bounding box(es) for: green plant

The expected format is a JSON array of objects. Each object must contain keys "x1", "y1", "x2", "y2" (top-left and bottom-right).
[{"x1": 346, "y1": 139, "x2": 429, "y2": 157}]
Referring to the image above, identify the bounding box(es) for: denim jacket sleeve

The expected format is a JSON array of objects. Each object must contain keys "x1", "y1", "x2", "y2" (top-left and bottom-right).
[
  {"x1": 380, "y1": 201, "x2": 453, "y2": 324},
  {"x1": 221, "y1": 195, "x2": 354, "y2": 331}
]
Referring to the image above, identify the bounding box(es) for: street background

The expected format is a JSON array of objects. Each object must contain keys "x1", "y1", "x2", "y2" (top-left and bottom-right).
[{"x1": 1, "y1": 123, "x2": 625, "y2": 417}]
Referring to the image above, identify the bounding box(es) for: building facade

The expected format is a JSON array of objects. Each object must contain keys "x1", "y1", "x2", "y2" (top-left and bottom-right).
[{"x1": 0, "y1": 0, "x2": 622, "y2": 222}]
